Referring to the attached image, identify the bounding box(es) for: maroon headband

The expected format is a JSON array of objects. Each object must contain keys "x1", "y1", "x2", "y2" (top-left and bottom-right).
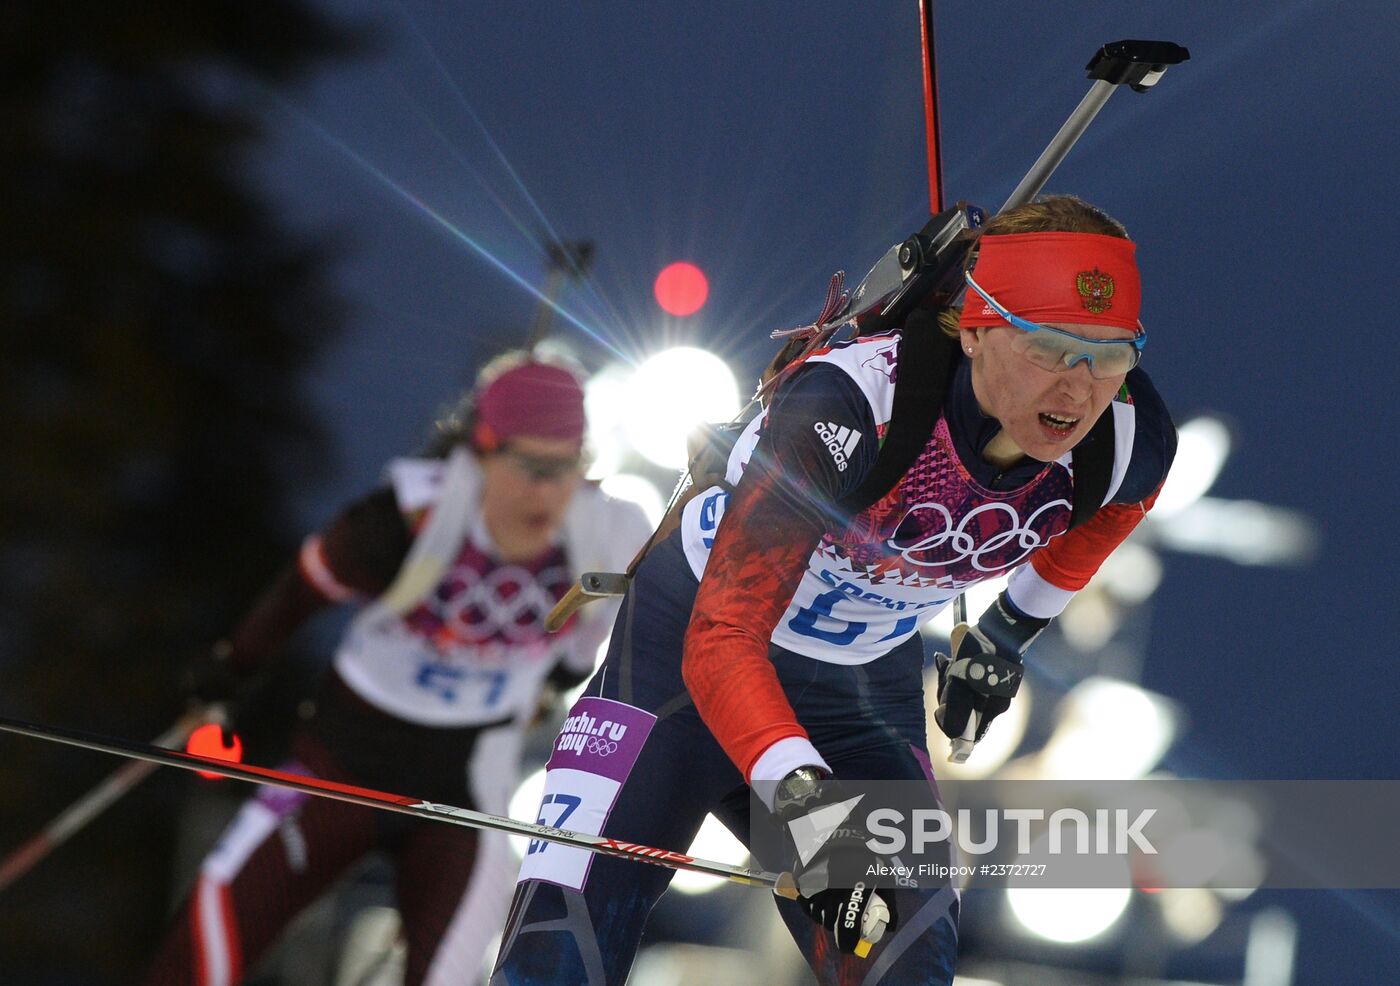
[{"x1": 474, "y1": 362, "x2": 586, "y2": 448}]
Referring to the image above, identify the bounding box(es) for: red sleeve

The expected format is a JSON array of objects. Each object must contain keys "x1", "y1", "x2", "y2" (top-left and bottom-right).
[
  {"x1": 1029, "y1": 483, "x2": 1162, "y2": 591},
  {"x1": 682, "y1": 360, "x2": 878, "y2": 779},
  {"x1": 681, "y1": 459, "x2": 826, "y2": 781}
]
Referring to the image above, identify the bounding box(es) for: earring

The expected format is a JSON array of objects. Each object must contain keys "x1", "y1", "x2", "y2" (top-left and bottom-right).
[{"x1": 965, "y1": 347, "x2": 974, "y2": 355}]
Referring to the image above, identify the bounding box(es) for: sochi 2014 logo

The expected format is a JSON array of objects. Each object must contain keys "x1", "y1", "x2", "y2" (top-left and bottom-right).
[{"x1": 556, "y1": 709, "x2": 628, "y2": 758}]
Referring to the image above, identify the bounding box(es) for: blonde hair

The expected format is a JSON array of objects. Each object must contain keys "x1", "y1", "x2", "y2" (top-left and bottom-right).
[{"x1": 936, "y1": 194, "x2": 1130, "y2": 339}]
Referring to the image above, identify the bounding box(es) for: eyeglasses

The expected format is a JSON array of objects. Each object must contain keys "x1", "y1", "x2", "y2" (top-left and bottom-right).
[
  {"x1": 964, "y1": 272, "x2": 1146, "y2": 380},
  {"x1": 497, "y1": 446, "x2": 586, "y2": 482}
]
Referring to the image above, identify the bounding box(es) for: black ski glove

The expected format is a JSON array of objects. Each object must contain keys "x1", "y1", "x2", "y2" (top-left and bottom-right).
[
  {"x1": 934, "y1": 591, "x2": 1047, "y2": 743},
  {"x1": 186, "y1": 641, "x2": 240, "y2": 704},
  {"x1": 771, "y1": 767, "x2": 897, "y2": 956},
  {"x1": 184, "y1": 640, "x2": 244, "y2": 743}
]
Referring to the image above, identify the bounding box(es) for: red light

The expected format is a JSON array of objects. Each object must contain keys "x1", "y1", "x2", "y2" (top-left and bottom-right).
[
  {"x1": 653, "y1": 262, "x2": 709, "y2": 317},
  {"x1": 186, "y1": 723, "x2": 244, "y2": 781}
]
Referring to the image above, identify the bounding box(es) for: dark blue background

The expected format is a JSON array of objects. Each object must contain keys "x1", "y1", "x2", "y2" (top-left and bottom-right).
[{"x1": 248, "y1": 2, "x2": 1399, "y2": 981}]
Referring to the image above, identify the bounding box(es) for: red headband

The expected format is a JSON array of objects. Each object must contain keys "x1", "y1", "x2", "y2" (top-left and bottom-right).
[
  {"x1": 474, "y1": 362, "x2": 587, "y2": 449},
  {"x1": 959, "y1": 231, "x2": 1141, "y2": 332}
]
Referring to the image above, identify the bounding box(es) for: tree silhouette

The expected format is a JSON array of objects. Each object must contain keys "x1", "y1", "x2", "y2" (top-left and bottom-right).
[{"x1": 0, "y1": 3, "x2": 355, "y2": 980}]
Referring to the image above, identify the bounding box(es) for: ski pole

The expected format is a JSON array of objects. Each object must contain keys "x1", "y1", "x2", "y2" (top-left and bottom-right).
[
  {"x1": 946, "y1": 594, "x2": 979, "y2": 763},
  {"x1": 917, "y1": 0, "x2": 944, "y2": 216},
  {"x1": 0, "y1": 710, "x2": 204, "y2": 893},
  {"x1": 0, "y1": 713, "x2": 889, "y2": 951}
]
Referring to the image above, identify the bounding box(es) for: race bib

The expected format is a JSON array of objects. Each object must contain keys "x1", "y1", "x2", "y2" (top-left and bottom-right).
[{"x1": 515, "y1": 697, "x2": 657, "y2": 892}]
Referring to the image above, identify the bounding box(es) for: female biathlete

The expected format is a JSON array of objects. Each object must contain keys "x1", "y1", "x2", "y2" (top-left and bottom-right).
[
  {"x1": 144, "y1": 356, "x2": 651, "y2": 986},
  {"x1": 491, "y1": 196, "x2": 1177, "y2": 986}
]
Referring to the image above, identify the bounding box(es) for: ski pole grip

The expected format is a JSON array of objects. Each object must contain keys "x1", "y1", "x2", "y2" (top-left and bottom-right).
[
  {"x1": 774, "y1": 873, "x2": 888, "y2": 959},
  {"x1": 948, "y1": 710, "x2": 979, "y2": 764},
  {"x1": 945, "y1": 620, "x2": 977, "y2": 762},
  {"x1": 855, "y1": 891, "x2": 892, "y2": 958}
]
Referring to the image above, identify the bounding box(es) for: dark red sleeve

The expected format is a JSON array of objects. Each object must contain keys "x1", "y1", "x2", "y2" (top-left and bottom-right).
[{"x1": 226, "y1": 487, "x2": 410, "y2": 674}]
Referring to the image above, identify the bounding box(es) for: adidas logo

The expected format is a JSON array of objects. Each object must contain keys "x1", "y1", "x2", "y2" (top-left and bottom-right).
[
  {"x1": 843, "y1": 882, "x2": 867, "y2": 931},
  {"x1": 813, "y1": 421, "x2": 861, "y2": 472}
]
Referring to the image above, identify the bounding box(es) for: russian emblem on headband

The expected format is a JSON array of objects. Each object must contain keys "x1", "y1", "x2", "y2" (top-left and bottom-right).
[{"x1": 1076, "y1": 267, "x2": 1115, "y2": 314}]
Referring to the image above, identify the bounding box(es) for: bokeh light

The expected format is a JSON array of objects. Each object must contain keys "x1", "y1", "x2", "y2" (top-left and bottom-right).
[
  {"x1": 599, "y1": 473, "x2": 667, "y2": 527},
  {"x1": 1007, "y1": 882, "x2": 1132, "y2": 944},
  {"x1": 1037, "y1": 678, "x2": 1176, "y2": 781},
  {"x1": 584, "y1": 363, "x2": 633, "y2": 480},
  {"x1": 623, "y1": 348, "x2": 739, "y2": 469},
  {"x1": 653, "y1": 261, "x2": 709, "y2": 317},
  {"x1": 671, "y1": 814, "x2": 749, "y2": 895},
  {"x1": 1152, "y1": 415, "x2": 1231, "y2": 518}
]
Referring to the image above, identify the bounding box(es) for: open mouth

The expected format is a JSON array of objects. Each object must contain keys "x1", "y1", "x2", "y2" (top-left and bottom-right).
[{"x1": 1038, "y1": 412, "x2": 1081, "y2": 437}]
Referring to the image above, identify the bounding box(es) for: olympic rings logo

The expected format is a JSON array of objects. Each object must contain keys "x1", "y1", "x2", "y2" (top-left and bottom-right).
[
  {"x1": 887, "y1": 498, "x2": 1071, "y2": 572},
  {"x1": 586, "y1": 738, "x2": 618, "y2": 756},
  {"x1": 433, "y1": 564, "x2": 570, "y2": 643}
]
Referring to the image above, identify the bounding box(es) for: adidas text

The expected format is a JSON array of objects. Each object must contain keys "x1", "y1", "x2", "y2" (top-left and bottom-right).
[
  {"x1": 843, "y1": 881, "x2": 867, "y2": 930},
  {"x1": 814, "y1": 421, "x2": 861, "y2": 472}
]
